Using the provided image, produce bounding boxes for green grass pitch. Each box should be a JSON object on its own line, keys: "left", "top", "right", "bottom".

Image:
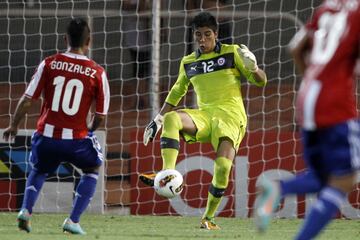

{"left": 0, "top": 213, "right": 359, "bottom": 240}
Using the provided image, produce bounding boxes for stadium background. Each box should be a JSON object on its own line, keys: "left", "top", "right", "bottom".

{"left": 2, "top": 0, "right": 359, "bottom": 219}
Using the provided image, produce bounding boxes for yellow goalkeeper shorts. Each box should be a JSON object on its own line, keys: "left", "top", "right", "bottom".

{"left": 179, "top": 108, "right": 246, "bottom": 151}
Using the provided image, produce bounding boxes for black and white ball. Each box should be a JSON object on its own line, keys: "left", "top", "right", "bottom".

{"left": 154, "top": 169, "right": 184, "bottom": 198}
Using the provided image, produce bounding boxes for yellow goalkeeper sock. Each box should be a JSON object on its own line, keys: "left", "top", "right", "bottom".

{"left": 203, "top": 157, "right": 233, "bottom": 219}
{"left": 160, "top": 111, "right": 183, "bottom": 169}
{"left": 212, "top": 156, "right": 233, "bottom": 189}
{"left": 203, "top": 192, "right": 222, "bottom": 219}
{"left": 161, "top": 149, "right": 179, "bottom": 169}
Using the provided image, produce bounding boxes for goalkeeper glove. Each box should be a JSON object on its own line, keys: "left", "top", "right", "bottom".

{"left": 143, "top": 114, "right": 164, "bottom": 146}
{"left": 238, "top": 44, "right": 258, "bottom": 72}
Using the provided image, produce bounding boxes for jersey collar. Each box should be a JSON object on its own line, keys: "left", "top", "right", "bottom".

{"left": 62, "top": 52, "right": 89, "bottom": 60}
{"left": 195, "top": 41, "right": 222, "bottom": 59}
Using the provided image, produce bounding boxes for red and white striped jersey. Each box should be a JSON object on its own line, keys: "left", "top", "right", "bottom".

{"left": 25, "top": 52, "right": 110, "bottom": 139}
{"left": 296, "top": 0, "right": 360, "bottom": 129}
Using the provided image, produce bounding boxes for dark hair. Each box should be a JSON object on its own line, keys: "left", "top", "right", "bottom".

{"left": 191, "top": 12, "right": 218, "bottom": 32}
{"left": 66, "top": 18, "right": 90, "bottom": 48}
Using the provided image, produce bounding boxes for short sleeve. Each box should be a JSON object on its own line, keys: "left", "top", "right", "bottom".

{"left": 24, "top": 60, "right": 47, "bottom": 99}
{"left": 95, "top": 70, "right": 110, "bottom": 115}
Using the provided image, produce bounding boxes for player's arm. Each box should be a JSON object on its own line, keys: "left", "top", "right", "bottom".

{"left": 90, "top": 69, "right": 110, "bottom": 135}
{"left": 159, "top": 102, "right": 175, "bottom": 116}
{"left": 249, "top": 68, "right": 267, "bottom": 87}
{"left": 143, "top": 59, "right": 189, "bottom": 146}
{"left": 143, "top": 102, "right": 175, "bottom": 146}
{"left": 143, "top": 80, "right": 187, "bottom": 146}
{"left": 236, "top": 44, "right": 267, "bottom": 87}
{"left": 3, "top": 96, "right": 33, "bottom": 141}
{"left": 288, "top": 27, "right": 311, "bottom": 74}
{"left": 88, "top": 113, "right": 105, "bottom": 132}
{"left": 3, "top": 59, "right": 46, "bottom": 141}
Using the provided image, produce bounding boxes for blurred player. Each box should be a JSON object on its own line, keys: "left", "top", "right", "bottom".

{"left": 254, "top": 0, "right": 360, "bottom": 239}
{"left": 140, "top": 12, "right": 267, "bottom": 229}
{"left": 3, "top": 18, "right": 110, "bottom": 234}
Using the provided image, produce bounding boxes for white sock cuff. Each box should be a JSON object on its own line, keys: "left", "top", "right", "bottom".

{"left": 84, "top": 173, "right": 99, "bottom": 180}
{"left": 320, "top": 187, "right": 345, "bottom": 208}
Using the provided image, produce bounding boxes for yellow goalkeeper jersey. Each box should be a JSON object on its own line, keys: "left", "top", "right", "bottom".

{"left": 165, "top": 42, "right": 260, "bottom": 123}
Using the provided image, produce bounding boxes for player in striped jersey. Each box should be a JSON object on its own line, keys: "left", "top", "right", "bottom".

{"left": 254, "top": 1, "right": 360, "bottom": 239}
{"left": 3, "top": 18, "right": 110, "bottom": 234}
{"left": 140, "top": 11, "right": 267, "bottom": 229}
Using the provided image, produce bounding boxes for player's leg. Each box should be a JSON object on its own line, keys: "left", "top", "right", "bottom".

{"left": 201, "top": 138, "right": 235, "bottom": 230}
{"left": 62, "top": 166, "right": 99, "bottom": 235}
{"left": 18, "top": 133, "right": 61, "bottom": 233}
{"left": 295, "top": 121, "right": 360, "bottom": 239}
{"left": 201, "top": 115, "right": 244, "bottom": 230}
{"left": 278, "top": 130, "right": 324, "bottom": 196}
{"left": 62, "top": 167, "right": 99, "bottom": 235}
{"left": 63, "top": 134, "right": 103, "bottom": 235}
{"left": 254, "top": 130, "right": 324, "bottom": 232}
{"left": 161, "top": 111, "right": 187, "bottom": 169}
{"left": 139, "top": 110, "right": 198, "bottom": 186}
{"left": 254, "top": 171, "right": 324, "bottom": 231}
{"left": 295, "top": 173, "right": 355, "bottom": 240}
{"left": 18, "top": 169, "right": 47, "bottom": 233}
{"left": 280, "top": 170, "right": 323, "bottom": 196}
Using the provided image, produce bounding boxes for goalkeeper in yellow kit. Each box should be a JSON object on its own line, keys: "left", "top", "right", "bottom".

{"left": 140, "top": 11, "right": 267, "bottom": 229}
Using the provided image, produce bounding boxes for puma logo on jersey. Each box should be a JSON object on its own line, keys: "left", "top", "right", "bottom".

{"left": 190, "top": 65, "right": 198, "bottom": 71}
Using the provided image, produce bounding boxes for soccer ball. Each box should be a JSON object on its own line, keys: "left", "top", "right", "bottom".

{"left": 154, "top": 169, "right": 184, "bottom": 198}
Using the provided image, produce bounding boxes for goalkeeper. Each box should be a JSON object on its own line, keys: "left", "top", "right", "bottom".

{"left": 140, "top": 11, "right": 267, "bottom": 230}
